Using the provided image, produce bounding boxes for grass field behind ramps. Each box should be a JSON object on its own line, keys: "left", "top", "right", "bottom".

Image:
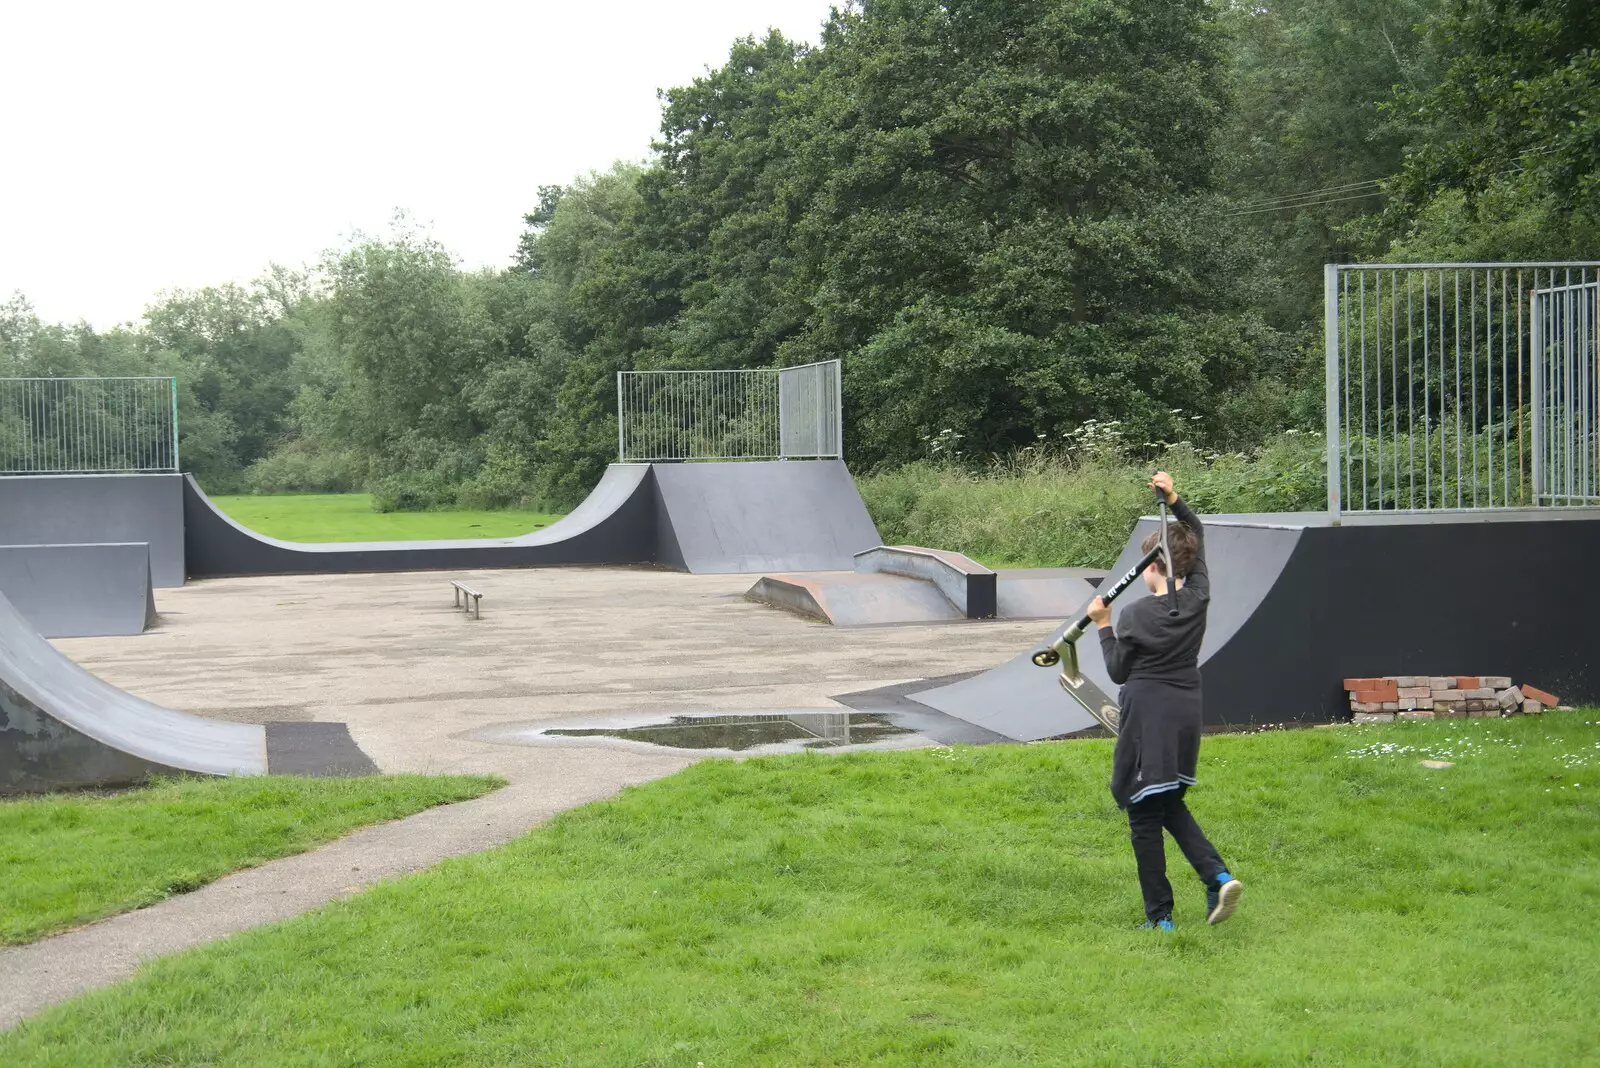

{"left": 209, "top": 493, "right": 564, "bottom": 543}
{"left": 4, "top": 713, "right": 1597, "bottom": 1065}
{"left": 0, "top": 774, "right": 500, "bottom": 946}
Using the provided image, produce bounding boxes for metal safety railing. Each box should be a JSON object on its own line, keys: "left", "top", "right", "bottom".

{"left": 617, "top": 360, "right": 842, "bottom": 462}
{"left": 1325, "top": 263, "right": 1600, "bottom": 514}
{"left": 0, "top": 377, "right": 180, "bottom": 475}
{"left": 778, "top": 360, "right": 843, "bottom": 459}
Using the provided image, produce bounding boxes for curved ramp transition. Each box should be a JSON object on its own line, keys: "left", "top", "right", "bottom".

{"left": 0, "top": 587, "right": 267, "bottom": 794}
{"left": 186, "top": 460, "right": 879, "bottom": 578}
{"left": 0, "top": 543, "right": 159, "bottom": 638}
{"left": 908, "top": 510, "right": 1600, "bottom": 740}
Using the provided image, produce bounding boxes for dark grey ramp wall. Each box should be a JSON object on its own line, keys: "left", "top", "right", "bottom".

{"left": 911, "top": 509, "right": 1600, "bottom": 737}
{"left": 0, "top": 474, "right": 185, "bottom": 587}
{"left": 1204, "top": 511, "right": 1600, "bottom": 723}
{"left": 0, "top": 588, "right": 266, "bottom": 795}
{"left": 0, "top": 543, "right": 157, "bottom": 638}
{"left": 653, "top": 460, "right": 881, "bottom": 573}
{"left": 185, "top": 463, "right": 660, "bottom": 578}
{"left": 909, "top": 518, "right": 1304, "bottom": 740}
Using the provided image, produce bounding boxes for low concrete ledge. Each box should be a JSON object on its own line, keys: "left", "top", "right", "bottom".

{"left": 0, "top": 543, "right": 158, "bottom": 638}
{"left": 853, "top": 545, "right": 997, "bottom": 619}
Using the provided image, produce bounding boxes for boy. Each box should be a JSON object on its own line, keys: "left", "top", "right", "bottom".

{"left": 1085, "top": 471, "right": 1242, "bottom": 931}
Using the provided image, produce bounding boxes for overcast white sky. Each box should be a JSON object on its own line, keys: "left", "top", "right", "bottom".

{"left": 0, "top": 0, "right": 837, "bottom": 329}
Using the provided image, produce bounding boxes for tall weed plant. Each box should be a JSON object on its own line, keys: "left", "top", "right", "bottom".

{"left": 857, "top": 431, "right": 1327, "bottom": 568}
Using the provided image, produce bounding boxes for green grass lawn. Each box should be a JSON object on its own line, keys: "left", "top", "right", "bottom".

{"left": 4, "top": 714, "right": 1597, "bottom": 1065}
{"left": 209, "top": 493, "right": 565, "bottom": 543}
{"left": 0, "top": 774, "right": 499, "bottom": 947}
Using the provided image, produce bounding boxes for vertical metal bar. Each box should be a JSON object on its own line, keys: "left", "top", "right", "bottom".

{"left": 1471, "top": 270, "right": 1479, "bottom": 506}
{"left": 1369, "top": 273, "right": 1382, "bottom": 511}
{"left": 1532, "top": 278, "right": 1543, "bottom": 501}
{"left": 131, "top": 379, "right": 139, "bottom": 471}
{"left": 1519, "top": 270, "right": 1527, "bottom": 502}
{"left": 1427, "top": 273, "right": 1440, "bottom": 511}
{"left": 1565, "top": 269, "right": 1574, "bottom": 500}
{"left": 834, "top": 360, "right": 844, "bottom": 460}
{"left": 1407, "top": 273, "right": 1415, "bottom": 509}
{"left": 1501, "top": 270, "right": 1509, "bottom": 505}
{"left": 1360, "top": 272, "right": 1368, "bottom": 509}
{"left": 169, "top": 377, "right": 180, "bottom": 472}
{"left": 1454, "top": 269, "right": 1463, "bottom": 508}
{"left": 1391, "top": 270, "right": 1399, "bottom": 505}
{"left": 1325, "top": 265, "right": 1342, "bottom": 516}
{"left": 1344, "top": 271, "right": 1352, "bottom": 508}
{"left": 1439, "top": 270, "right": 1447, "bottom": 506}
{"left": 1486, "top": 271, "right": 1495, "bottom": 505}
{"left": 616, "top": 373, "right": 625, "bottom": 461}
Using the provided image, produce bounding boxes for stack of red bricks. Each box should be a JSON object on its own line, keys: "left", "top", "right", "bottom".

{"left": 1344, "top": 677, "right": 1561, "bottom": 723}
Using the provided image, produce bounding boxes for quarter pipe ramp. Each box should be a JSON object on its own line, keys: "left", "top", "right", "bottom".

{"left": 0, "top": 543, "right": 159, "bottom": 638}
{"left": 907, "top": 510, "right": 1600, "bottom": 740}
{"left": 0, "top": 587, "right": 267, "bottom": 794}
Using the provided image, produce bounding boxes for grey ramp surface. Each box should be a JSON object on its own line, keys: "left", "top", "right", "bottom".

{"left": 0, "top": 543, "right": 157, "bottom": 638}
{"left": 0, "top": 474, "right": 185, "bottom": 587}
{"left": 185, "top": 462, "right": 659, "bottom": 578}
{"left": 995, "top": 567, "right": 1108, "bottom": 620}
{"left": 746, "top": 571, "right": 962, "bottom": 625}
{"left": 0, "top": 587, "right": 266, "bottom": 794}
{"left": 186, "top": 460, "right": 879, "bottom": 577}
{"left": 909, "top": 518, "right": 1304, "bottom": 741}
{"left": 654, "top": 460, "right": 881, "bottom": 573}
{"left": 909, "top": 507, "right": 1600, "bottom": 735}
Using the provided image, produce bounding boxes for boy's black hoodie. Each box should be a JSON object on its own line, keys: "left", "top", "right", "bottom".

{"left": 1097, "top": 496, "right": 1209, "bottom": 808}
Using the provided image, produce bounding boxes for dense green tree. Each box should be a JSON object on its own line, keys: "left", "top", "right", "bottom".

{"left": 12, "top": 0, "right": 1588, "bottom": 510}
{"left": 1379, "top": 0, "right": 1600, "bottom": 259}
{"left": 1215, "top": 0, "right": 1442, "bottom": 326}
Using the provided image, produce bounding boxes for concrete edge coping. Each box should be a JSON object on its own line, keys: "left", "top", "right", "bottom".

{"left": 853, "top": 545, "right": 996, "bottom": 618}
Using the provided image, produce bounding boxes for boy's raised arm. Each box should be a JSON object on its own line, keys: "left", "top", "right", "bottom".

{"left": 1169, "top": 495, "right": 1205, "bottom": 557}
{"left": 1168, "top": 494, "right": 1208, "bottom": 595}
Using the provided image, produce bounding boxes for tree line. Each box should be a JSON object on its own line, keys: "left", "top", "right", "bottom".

{"left": 2, "top": 0, "right": 1594, "bottom": 508}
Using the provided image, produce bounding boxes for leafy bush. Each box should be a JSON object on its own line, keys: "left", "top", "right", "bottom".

{"left": 454, "top": 443, "right": 539, "bottom": 511}
{"left": 244, "top": 444, "right": 364, "bottom": 495}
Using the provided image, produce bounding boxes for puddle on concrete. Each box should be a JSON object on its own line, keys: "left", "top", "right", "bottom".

{"left": 465, "top": 709, "right": 924, "bottom": 754}
{"left": 542, "top": 711, "right": 912, "bottom": 752}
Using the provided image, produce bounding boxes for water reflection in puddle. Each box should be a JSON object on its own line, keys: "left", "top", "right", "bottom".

{"left": 540, "top": 711, "right": 913, "bottom": 752}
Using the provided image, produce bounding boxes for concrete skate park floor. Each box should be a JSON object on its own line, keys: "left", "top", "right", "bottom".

{"left": 56, "top": 567, "right": 1046, "bottom": 782}
{"left": 0, "top": 568, "right": 1048, "bottom": 1028}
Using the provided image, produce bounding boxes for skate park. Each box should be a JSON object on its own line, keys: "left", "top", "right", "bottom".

{"left": 7, "top": 277, "right": 1600, "bottom": 795}
{"left": 7, "top": 0, "right": 1600, "bottom": 1051}
{"left": 2, "top": 265, "right": 1598, "bottom": 1057}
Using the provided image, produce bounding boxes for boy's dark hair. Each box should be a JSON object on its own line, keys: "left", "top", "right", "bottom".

{"left": 1140, "top": 521, "right": 1197, "bottom": 578}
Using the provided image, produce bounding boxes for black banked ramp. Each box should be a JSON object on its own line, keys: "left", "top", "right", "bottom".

{"left": 907, "top": 510, "right": 1600, "bottom": 740}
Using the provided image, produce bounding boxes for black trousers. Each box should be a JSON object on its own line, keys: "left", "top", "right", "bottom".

{"left": 1127, "top": 785, "right": 1226, "bottom": 921}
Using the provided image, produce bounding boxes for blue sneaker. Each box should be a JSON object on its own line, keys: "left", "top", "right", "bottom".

{"left": 1137, "top": 916, "right": 1176, "bottom": 932}
{"left": 1206, "top": 874, "right": 1243, "bottom": 925}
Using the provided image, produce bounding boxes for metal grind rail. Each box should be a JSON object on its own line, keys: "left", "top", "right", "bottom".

{"left": 0, "top": 377, "right": 179, "bottom": 474}
{"left": 1324, "top": 262, "right": 1600, "bottom": 514}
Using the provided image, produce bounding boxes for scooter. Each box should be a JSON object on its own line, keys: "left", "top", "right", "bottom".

{"left": 1031, "top": 486, "right": 1178, "bottom": 734}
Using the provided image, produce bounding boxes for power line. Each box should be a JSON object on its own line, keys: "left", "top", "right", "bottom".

{"left": 1223, "top": 190, "right": 1386, "bottom": 218}
{"left": 1229, "top": 178, "right": 1384, "bottom": 211}
{"left": 1221, "top": 144, "right": 1563, "bottom": 218}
